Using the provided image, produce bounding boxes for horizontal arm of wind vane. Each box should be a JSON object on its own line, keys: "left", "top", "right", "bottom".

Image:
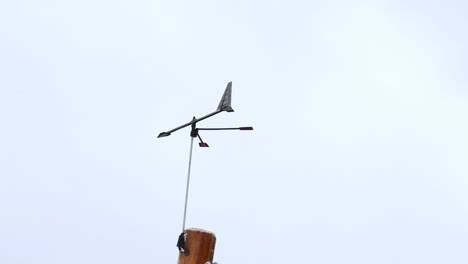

{"left": 198, "top": 127, "right": 253, "bottom": 131}
{"left": 157, "top": 81, "right": 235, "bottom": 138}
{"left": 156, "top": 111, "right": 224, "bottom": 138}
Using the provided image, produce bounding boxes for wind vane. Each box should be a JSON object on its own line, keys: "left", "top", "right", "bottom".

{"left": 157, "top": 81, "right": 253, "bottom": 256}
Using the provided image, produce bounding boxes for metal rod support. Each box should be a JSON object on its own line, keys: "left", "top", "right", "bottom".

{"left": 182, "top": 137, "right": 194, "bottom": 231}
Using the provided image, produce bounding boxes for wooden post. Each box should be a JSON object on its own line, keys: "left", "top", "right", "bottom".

{"left": 177, "top": 228, "right": 216, "bottom": 264}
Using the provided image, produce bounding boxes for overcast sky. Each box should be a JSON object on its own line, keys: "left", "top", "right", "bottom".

{"left": 1, "top": 0, "right": 468, "bottom": 263}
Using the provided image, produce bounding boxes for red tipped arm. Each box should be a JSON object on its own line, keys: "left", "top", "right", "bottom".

{"left": 197, "top": 127, "right": 254, "bottom": 131}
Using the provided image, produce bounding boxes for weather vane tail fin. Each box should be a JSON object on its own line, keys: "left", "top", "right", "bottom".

{"left": 217, "top": 81, "right": 234, "bottom": 112}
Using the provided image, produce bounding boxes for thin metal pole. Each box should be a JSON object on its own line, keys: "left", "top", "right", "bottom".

{"left": 182, "top": 137, "right": 194, "bottom": 231}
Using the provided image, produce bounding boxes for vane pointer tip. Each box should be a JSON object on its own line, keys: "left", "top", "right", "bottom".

{"left": 157, "top": 132, "right": 171, "bottom": 138}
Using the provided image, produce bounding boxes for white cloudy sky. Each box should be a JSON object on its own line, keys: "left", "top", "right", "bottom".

{"left": 1, "top": 0, "right": 467, "bottom": 263}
